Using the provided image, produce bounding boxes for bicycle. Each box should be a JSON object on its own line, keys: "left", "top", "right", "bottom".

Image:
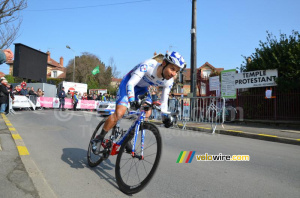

{"left": 87, "top": 93, "right": 162, "bottom": 194}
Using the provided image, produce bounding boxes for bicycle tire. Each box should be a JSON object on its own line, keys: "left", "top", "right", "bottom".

{"left": 87, "top": 117, "right": 109, "bottom": 167}
{"left": 115, "top": 122, "right": 162, "bottom": 194}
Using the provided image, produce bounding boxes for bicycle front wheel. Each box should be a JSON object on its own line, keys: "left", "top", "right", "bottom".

{"left": 115, "top": 122, "right": 162, "bottom": 194}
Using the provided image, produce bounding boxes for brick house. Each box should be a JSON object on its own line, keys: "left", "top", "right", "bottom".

{"left": 174, "top": 62, "right": 224, "bottom": 96}
{"left": 111, "top": 77, "right": 122, "bottom": 88}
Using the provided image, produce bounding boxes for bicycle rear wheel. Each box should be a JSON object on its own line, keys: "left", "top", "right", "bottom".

{"left": 115, "top": 122, "right": 162, "bottom": 194}
{"left": 87, "top": 117, "right": 111, "bottom": 167}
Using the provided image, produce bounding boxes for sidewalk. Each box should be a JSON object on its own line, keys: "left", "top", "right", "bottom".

{"left": 0, "top": 116, "right": 39, "bottom": 198}
{"left": 148, "top": 119, "right": 300, "bottom": 146}
{"left": 0, "top": 114, "right": 57, "bottom": 198}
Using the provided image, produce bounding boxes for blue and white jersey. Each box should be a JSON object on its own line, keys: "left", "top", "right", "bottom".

{"left": 125, "top": 59, "right": 174, "bottom": 112}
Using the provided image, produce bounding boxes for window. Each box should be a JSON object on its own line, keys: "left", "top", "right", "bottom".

{"left": 201, "top": 82, "right": 206, "bottom": 95}
{"left": 202, "top": 70, "right": 211, "bottom": 78}
{"left": 53, "top": 71, "right": 57, "bottom": 78}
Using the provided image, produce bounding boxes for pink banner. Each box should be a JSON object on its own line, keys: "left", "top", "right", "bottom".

{"left": 80, "top": 100, "right": 96, "bottom": 109}
{"left": 39, "top": 97, "right": 53, "bottom": 108}
{"left": 65, "top": 98, "right": 73, "bottom": 109}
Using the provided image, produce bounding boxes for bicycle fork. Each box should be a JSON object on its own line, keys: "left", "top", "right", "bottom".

{"left": 132, "top": 122, "right": 145, "bottom": 160}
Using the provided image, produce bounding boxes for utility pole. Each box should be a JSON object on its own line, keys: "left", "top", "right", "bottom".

{"left": 190, "top": 0, "right": 197, "bottom": 97}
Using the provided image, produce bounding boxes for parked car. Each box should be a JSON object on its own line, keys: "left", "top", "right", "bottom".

{"left": 97, "top": 102, "right": 116, "bottom": 116}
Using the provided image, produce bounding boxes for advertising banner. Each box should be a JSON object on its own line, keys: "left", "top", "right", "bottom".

{"left": 53, "top": 98, "right": 60, "bottom": 108}
{"left": 80, "top": 100, "right": 96, "bottom": 109}
{"left": 13, "top": 96, "right": 32, "bottom": 108}
{"left": 65, "top": 98, "right": 73, "bottom": 109}
{"left": 39, "top": 97, "right": 53, "bottom": 108}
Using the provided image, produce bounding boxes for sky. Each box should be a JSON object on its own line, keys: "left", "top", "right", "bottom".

{"left": 1, "top": 0, "right": 299, "bottom": 77}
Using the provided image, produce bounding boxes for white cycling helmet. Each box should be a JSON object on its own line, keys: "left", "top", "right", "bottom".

{"left": 164, "top": 51, "right": 186, "bottom": 69}
{"left": 161, "top": 51, "right": 186, "bottom": 80}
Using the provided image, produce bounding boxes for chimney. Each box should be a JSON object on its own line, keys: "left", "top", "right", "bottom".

{"left": 46, "top": 51, "right": 50, "bottom": 62}
{"left": 154, "top": 51, "right": 157, "bottom": 56}
{"left": 60, "top": 57, "right": 64, "bottom": 67}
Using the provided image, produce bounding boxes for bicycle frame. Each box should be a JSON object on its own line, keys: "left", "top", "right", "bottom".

{"left": 109, "top": 109, "right": 146, "bottom": 157}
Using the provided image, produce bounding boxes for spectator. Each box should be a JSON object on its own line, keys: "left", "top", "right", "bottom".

{"left": 6, "top": 84, "right": 14, "bottom": 114}
{"left": 20, "top": 86, "right": 29, "bottom": 96}
{"left": 87, "top": 94, "right": 93, "bottom": 100}
{"left": 96, "top": 93, "right": 101, "bottom": 100}
{"left": 0, "top": 79, "right": 9, "bottom": 114}
{"left": 73, "top": 91, "right": 78, "bottom": 111}
{"left": 29, "top": 87, "right": 37, "bottom": 96}
{"left": 78, "top": 92, "right": 82, "bottom": 100}
{"left": 14, "top": 85, "right": 22, "bottom": 95}
{"left": 0, "top": 49, "right": 13, "bottom": 65}
{"left": 97, "top": 93, "right": 103, "bottom": 101}
{"left": 20, "top": 80, "right": 27, "bottom": 89}
{"left": 102, "top": 94, "right": 107, "bottom": 101}
{"left": 111, "top": 95, "right": 116, "bottom": 102}
{"left": 26, "top": 87, "right": 30, "bottom": 95}
{"left": 58, "top": 87, "right": 66, "bottom": 111}
{"left": 28, "top": 87, "right": 37, "bottom": 105}
{"left": 66, "top": 90, "right": 72, "bottom": 99}
{"left": 82, "top": 93, "right": 88, "bottom": 100}
{"left": 36, "top": 88, "right": 43, "bottom": 97}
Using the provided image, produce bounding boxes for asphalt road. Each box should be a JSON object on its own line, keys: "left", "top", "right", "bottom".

{"left": 8, "top": 110, "right": 300, "bottom": 198}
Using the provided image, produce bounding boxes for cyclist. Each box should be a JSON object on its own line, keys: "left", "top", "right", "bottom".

{"left": 91, "top": 51, "right": 185, "bottom": 152}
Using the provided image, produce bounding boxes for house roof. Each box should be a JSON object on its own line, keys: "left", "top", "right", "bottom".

{"left": 199, "top": 62, "right": 224, "bottom": 72}
{"left": 182, "top": 62, "right": 224, "bottom": 81}
{"left": 46, "top": 51, "right": 63, "bottom": 68}
{"left": 111, "top": 78, "right": 122, "bottom": 82}
{"left": 0, "top": 71, "right": 5, "bottom": 78}
{"left": 48, "top": 58, "right": 62, "bottom": 68}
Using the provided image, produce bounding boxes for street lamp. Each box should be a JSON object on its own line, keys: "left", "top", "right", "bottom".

{"left": 66, "top": 45, "right": 75, "bottom": 82}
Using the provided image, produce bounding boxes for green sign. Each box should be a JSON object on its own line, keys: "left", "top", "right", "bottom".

{"left": 221, "top": 69, "right": 236, "bottom": 99}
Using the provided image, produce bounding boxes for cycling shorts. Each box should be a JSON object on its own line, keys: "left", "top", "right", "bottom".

{"left": 116, "top": 74, "right": 152, "bottom": 108}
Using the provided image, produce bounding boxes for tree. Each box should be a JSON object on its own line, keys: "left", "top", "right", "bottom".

{"left": 0, "top": 0, "right": 27, "bottom": 48}
{"left": 65, "top": 52, "right": 113, "bottom": 89}
{"left": 108, "top": 57, "right": 120, "bottom": 78}
{"left": 240, "top": 30, "right": 300, "bottom": 90}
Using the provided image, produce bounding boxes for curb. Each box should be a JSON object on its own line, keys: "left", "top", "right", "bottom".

{"left": 1, "top": 114, "right": 57, "bottom": 198}
{"left": 148, "top": 120, "right": 300, "bottom": 146}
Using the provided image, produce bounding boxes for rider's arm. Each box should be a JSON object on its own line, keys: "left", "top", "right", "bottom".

{"left": 126, "top": 64, "right": 148, "bottom": 102}
{"left": 160, "top": 81, "right": 173, "bottom": 113}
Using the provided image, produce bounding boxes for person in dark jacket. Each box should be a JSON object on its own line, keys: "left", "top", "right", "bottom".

{"left": 20, "top": 86, "right": 28, "bottom": 96}
{"left": 0, "top": 79, "right": 9, "bottom": 114}
{"left": 58, "top": 87, "right": 66, "bottom": 111}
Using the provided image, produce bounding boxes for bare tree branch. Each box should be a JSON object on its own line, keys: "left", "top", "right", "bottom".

{"left": 0, "top": 0, "right": 27, "bottom": 48}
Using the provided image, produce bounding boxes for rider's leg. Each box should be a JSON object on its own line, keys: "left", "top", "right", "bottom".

{"left": 144, "top": 108, "right": 152, "bottom": 121}
{"left": 92, "top": 105, "right": 127, "bottom": 153}
{"left": 103, "top": 105, "right": 127, "bottom": 132}
{"left": 94, "top": 105, "right": 127, "bottom": 141}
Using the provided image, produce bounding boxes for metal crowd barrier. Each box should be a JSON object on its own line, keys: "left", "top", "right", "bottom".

{"left": 169, "top": 96, "right": 226, "bottom": 133}
{"left": 28, "top": 95, "right": 37, "bottom": 105}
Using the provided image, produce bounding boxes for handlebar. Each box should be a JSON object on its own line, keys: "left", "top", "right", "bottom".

{"left": 136, "top": 92, "right": 161, "bottom": 111}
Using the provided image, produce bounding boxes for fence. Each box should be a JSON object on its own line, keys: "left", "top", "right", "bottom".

{"left": 237, "top": 87, "right": 300, "bottom": 121}
{"left": 150, "top": 96, "right": 226, "bottom": 132}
